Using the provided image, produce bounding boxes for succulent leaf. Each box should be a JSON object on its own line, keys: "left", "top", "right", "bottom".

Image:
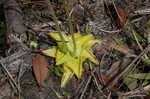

{"left": 42, "top": 32, "right": 100, "bottom": 87}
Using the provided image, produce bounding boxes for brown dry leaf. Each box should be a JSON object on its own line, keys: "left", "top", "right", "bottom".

{"left": 99, "top": 74, "right": 119, "bottom": 92}
{"left": 99, "top": 36, "right": 136, "bottom": 57}
{"left": 99, "top": 61, "right": 121, "bottom": 92}
{"left": 32, "top": 54, "right": 48, "bottom": 85}
{"left": 103, "top": 0, "right": 128, "bottom": 28}
{"left": 116, "top": 6, "right": 128, "bottom": 27}
{"left": 106, "top": 61, "right": 121, "bottom": 77}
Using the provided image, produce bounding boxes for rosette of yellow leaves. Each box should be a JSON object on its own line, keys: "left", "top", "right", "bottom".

{"left": 42, "top": 32, "right": 100, "bottom": 87}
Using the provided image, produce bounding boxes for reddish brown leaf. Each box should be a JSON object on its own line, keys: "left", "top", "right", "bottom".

{"left": 116, "top": 6, "right": 128, "bottom": 27}
{"left": 98, "top": 61, "right": 121, "bottom": 92}
{"left": 103, "top": 1, "right": 128, "bottom": 28}
{"left": 32, "top": 54, "right": 48, "bottom": 85}
{"left": 99, "top": 74, "right": 119, "bottom": 92}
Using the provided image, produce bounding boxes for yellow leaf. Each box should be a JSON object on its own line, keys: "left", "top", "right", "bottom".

{"left": 48, "top": 32, "right": 61, "bottom": 41}
{"left": 65, "top": 57, "right": 81, "bottom": 78}
{"left": 48, "top": 32, "right": 69, "bottom": 42}
{"left": 74, "top": 33, "right": 82, "bottom": 39}
{"left": 45, "top": 32, "right": 100, "bottom": 87}
{"left": 55, "top": 50, "right": 67, "bottom": 65}
{"left": 76, "top": 34, "right": 93, "bottom": 48}
{"left": 81, "top": 49, "right": 99, "bottom": 64}
{"left": 78, "top": 56, "right": 83, "bottom": 78}
{"left": 85, "top": 39, "right": 100, "bottom": 49}
{"left": 42, "top": 47, "right": 56, "bottom": 57}
{"left": 49, "top": 32, "right": 74, "bottom": 53}
{"left": 30, "top": 41, "right": 38, "bottom": 48}
{"left": 61, "top": 66, "right": 73, "bottom": 88}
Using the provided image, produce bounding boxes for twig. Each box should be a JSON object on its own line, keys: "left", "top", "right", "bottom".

{"left": 88, "top": 61, "right": 107, "bottom": 98}
{"left": 79, "top": 76, "right": 92, "bottom": 99}
{"left": 124, "top": 84, "right": 150, "bottom": 97}
{"left": 130, "top": 17, "right": 143, "bottom": 24}
{"left": 9, "top": 34, "right": 29, "bottom": 50}
{"left": 18, "top": 60, "right": 24, "bottom": 99}
{"left": 98, "top": 28, "right": 121, "bottom": 33}
{"left": 0, "top": 62, "right": 20, "bottom": 93}
{"left": 111, "top": 45, "right": 150, "bottom": 87}
{"left": 111, "top": 0, "right": 123, "bottom": 23}
{"left": 107, "top": 92, "right": 112, "bottom": 99}
{"left": 134, "top": 8, "right": 150, "bottom": 15}
{"left": 92, "top": 70, "right": 107, "bottom": 98}
{"left": 132, "top": 31, "right": 144, "bottom": 51}
{"left": 132, "top": 30, "right": 148, "bottom": 59}
{"left": 74, "top": 79, "right": 85, "bottom": 99}
{"left": 0, "top": 51, "right": 29, "bottom": 94}
{"left": 0, "top": 51, "right": 28, "bottom": 63}
{"left": 89, "top": 21, "right": 121, "bottom": 33}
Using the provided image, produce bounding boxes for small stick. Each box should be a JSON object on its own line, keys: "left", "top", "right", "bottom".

{"left": 74, "top": 79, "right": 85, "bottom": 99}
{"left": 0, "top": 62, "right": 20, "bottom": 93}
{"left": 124, "top": 84, "right": 150, "bottom": 97}
{"left": 111, "top": 0, "right": 123, "bottom": 23}
{"left": 9, "top": 34, "right": 29, "bottom": 50}
{"left": 79, "top": 76, "right": 92, "bottom": 99}
{"left": 0, "top": 51, "right": 27, "bottom": 63}
{"left": 111, "top": 45, "right": 150, "bottom": 87}
{"left": 132, "top": 30, "right": 148, "bottom": 59}
{"left": 134, "top": 8, "right": 150, "bottom": 15}
{"left": 92, "top": 69, "right": 107, "bottom": 98}
{"left": 89, "top": 21, "right": 121, "bottom": 33}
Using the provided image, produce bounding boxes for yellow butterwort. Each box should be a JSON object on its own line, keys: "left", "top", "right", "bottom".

{"left": 42, "top": 32, "right": 100, "bottom": 87}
